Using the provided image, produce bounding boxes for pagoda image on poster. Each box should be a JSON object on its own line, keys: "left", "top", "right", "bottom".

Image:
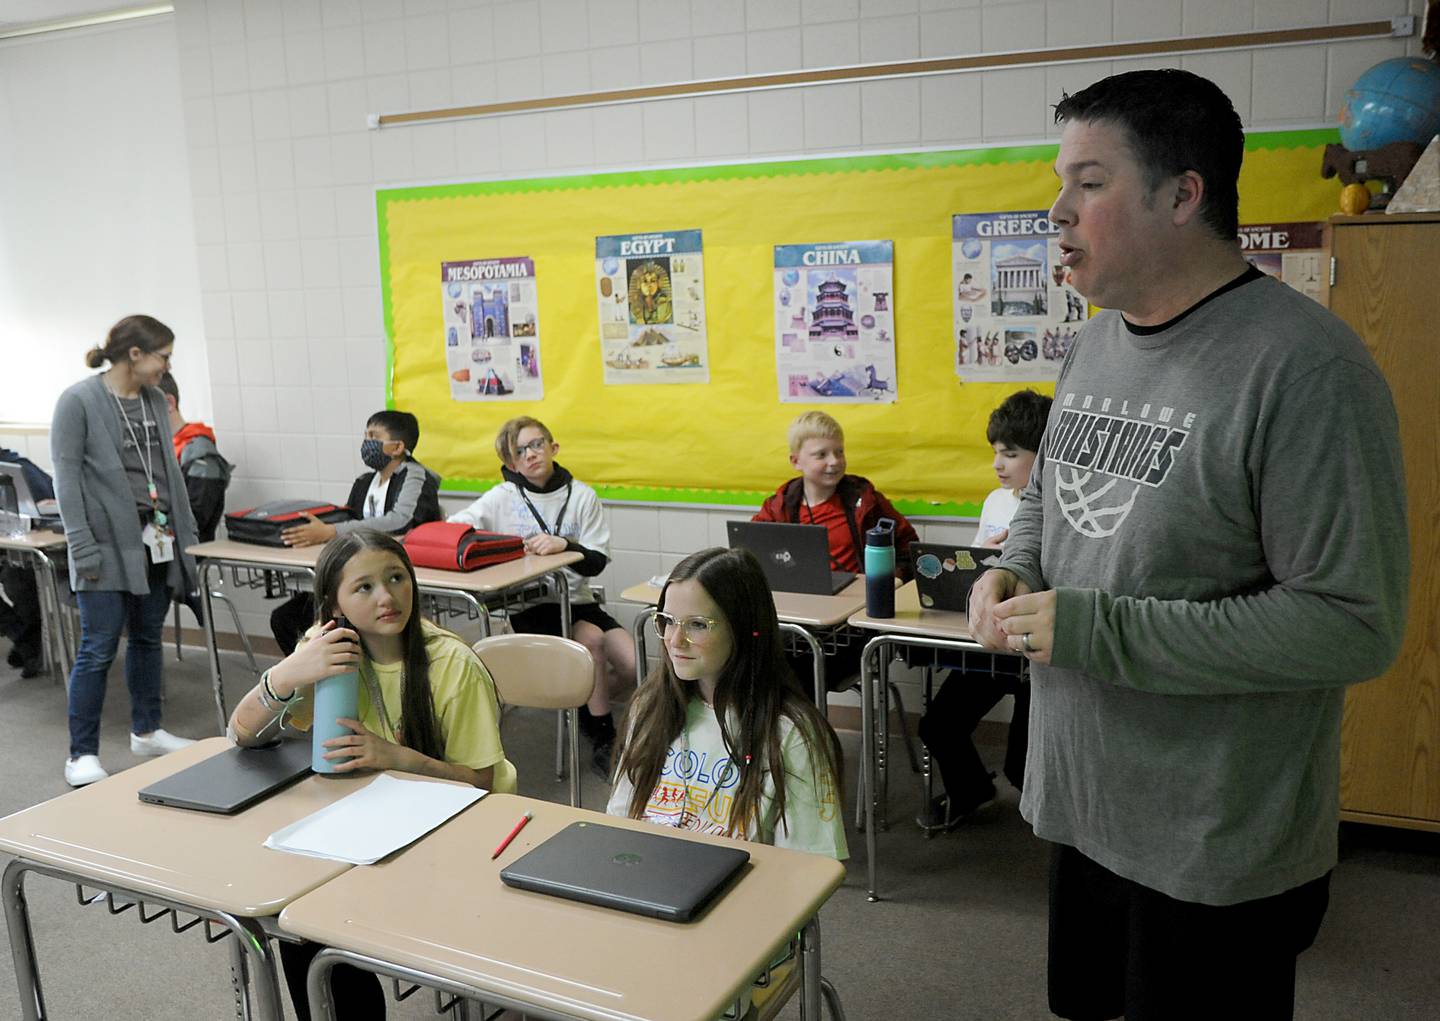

{"left": 594, "top": 229, "right": 709, "bottom": 385}
{"left": 952, "top": 211, "right": 1086, "bottom": 382}
{"left": 439, "top": 257, "right": 543, "bottom": 401}
{"left": 773, "top": 240, "right": 896, "bottom": 404}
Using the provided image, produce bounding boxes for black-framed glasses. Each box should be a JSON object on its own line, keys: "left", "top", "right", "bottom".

{"left": 515, "top": 438, "right": 549, "bottom": 456}
{"left": 653, "top": 611, "right": 722, "bottom": 644}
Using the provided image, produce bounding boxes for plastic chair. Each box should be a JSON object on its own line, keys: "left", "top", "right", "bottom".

{"left": 472, "top": 633, "right": 594, "bottom": 807}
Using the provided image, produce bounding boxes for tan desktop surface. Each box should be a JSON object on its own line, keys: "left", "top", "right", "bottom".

{"left": 848, "top": 580, "right": 979, "bottom": 641}
{"left": 188, "top": 539, "right": 580, "bottom": 594}
{"left": 622, "top": 578, "right": 867, "bottom": 628}
{"left": 0, "top": 737, "right": 360, "bottom": 917}
{"left": 279, "top": 793, "right": 846, "bottom": 1021}
{"left": 0, "top": 530, "right": 67, "bottom": 552}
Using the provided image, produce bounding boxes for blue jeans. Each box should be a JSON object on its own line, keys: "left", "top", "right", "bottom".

{"left": 67, "top": 571, "right": 172, "bottom": 758}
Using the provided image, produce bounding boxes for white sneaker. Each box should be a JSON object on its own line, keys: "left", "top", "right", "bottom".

{"left": 130, "top": 729, "right": 195, "bottom": 757}
{"left": 65, "top": 755, "right": 109, "bottom": 787}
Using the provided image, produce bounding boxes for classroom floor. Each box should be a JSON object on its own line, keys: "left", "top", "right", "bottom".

{"left": 1, "top": 645, "right": 1437, "bottom": 1020}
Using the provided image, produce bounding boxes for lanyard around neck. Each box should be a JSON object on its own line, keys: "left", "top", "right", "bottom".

{"left": 519, "top": 481, "right": 571, "bottom": 536}
{"left": 106, "top": 384, "right": 162, "bottom": 512}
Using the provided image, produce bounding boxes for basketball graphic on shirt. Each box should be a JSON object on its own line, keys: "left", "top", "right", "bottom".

{"left": 1047, "top": 399, "right": 1191, "bottom": 540}
{"left": 1054, "top": 466, "right": 1141, "bottom": 538}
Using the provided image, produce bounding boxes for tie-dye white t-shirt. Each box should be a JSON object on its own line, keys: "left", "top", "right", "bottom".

{"left": 607, "top": 698, "right": 847, "bottom": 860}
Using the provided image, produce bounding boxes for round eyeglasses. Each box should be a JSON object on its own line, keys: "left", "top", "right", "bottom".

{"left": 653, "top": 611, "right": 722, "bottom": 644}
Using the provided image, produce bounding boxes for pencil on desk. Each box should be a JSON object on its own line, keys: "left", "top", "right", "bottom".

{"left": 491, "top": 811, "right": 533, "bottom": 860}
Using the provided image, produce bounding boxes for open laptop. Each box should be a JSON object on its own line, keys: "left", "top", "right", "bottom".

{"left": 726, "top": 521, "right": 854, "bottom": 595}
{"left": 499, "top": 821, "right": 750, "bottom": 923}
{"left": 911, "top": 542, "right": 1004, "bottom": 613}
{"left": 0, "top": 462, "right": 60, "bottom": 530}
{"left": 138, "top": 740, "right": 313, "bottom": 814}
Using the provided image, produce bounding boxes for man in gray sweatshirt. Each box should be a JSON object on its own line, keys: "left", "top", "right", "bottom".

{"left": 969, "top": 70, "right": 1409, "bottom": 1020}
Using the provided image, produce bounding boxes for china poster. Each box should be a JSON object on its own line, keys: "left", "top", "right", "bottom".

{"left": 773, "top": 240, "right": 896, "bottom": 404}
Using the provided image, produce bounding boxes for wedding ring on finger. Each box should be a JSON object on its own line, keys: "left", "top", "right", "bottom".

{"left": 1021, "top": 632, "right": 1035, "bottom": 653}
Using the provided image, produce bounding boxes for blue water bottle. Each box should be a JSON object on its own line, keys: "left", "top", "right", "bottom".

{"left": 864, "top": 518, "right": 896, "bottom": 619}
{"left": 311, "top": 616, "right": 361, "bottom": 775}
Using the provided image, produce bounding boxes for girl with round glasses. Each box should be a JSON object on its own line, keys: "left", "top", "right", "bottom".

{"left": 607, "top": 546, "right": 846, "bottom": 860}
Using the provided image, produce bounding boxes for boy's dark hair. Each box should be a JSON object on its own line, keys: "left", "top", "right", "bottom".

{"left": 157, "top": 372, "right": 180, "bottom": 406}
{"left": 1053, "top": 69, "right": 1243, "bottom": 240}
{"left": 987, "top": 389, "right": 1053, "bottom": 452}
{"left": 367, "top": 410, "right": 419, "bottom": 455}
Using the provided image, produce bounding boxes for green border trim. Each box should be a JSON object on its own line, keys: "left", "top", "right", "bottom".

{"left": 441, "top": 478, "right": 981, "bottom": 518}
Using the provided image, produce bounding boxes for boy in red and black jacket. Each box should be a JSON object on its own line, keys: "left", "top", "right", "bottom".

{"left": 754, "top": 411, "right": 917, "bottom": 578}
{"left": 753, "top": 411, "right": 918, "bottom": 692}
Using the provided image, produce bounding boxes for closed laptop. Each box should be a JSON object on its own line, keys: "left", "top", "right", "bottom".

{"left": 499, "top": 820, "right": 750, "bottom": 922}
{"left": 910, "top": 542, "right": 1004, "bottom": 613}
{"left": 138, "top": 740, "right": 313, "bottom": 814}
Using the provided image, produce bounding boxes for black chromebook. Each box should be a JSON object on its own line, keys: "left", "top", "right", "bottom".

{"left": 138, "top": 740, "right": 312, "bottom": 814}
{"left": 499, "top": 821, "right": 750, "bottom": 922}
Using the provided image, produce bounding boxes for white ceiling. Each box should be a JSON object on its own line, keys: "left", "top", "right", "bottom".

{"left": 0, "top": 3, "right": 161, "bottom": 33}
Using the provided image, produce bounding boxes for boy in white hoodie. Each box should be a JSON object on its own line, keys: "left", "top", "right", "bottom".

{"left": 449, "top": 417, "right": 634, "bottom": 772}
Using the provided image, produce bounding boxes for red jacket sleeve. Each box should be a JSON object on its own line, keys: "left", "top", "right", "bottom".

{"left": 753, "top": 491, "right": 785, "bottom": 522}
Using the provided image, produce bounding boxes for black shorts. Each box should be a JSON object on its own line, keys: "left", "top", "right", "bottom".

{"left": 1048, "top": 843, "right": 1330, "bottom": 1021}
{"left": 507, "top": 601, "right": 622, "bottom": 637}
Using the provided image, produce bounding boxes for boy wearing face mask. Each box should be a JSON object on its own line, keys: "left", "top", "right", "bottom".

{"left": 268, "top": 410, "right": 441, "bottom": 654}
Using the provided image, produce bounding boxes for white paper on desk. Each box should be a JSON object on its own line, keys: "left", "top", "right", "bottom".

{"left": 263, "top": 775, "right": 485, "bottom": 865}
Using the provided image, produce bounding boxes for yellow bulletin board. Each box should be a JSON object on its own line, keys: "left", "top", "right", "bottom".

{"left": 379, "top": 128, "right": 1341, "bottom": 517}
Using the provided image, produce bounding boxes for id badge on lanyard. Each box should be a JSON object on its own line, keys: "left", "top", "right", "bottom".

{"left": 143, "top": 493, "right": 175, "bottom": 564}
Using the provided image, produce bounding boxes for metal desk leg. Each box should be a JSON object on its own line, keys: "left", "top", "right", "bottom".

{"left": 859, "top": 634, "right": 888, "bottom": 902}
{"left": 553, "top": 576, "right": 580, "bottom": 808}
{"left": 778, "top": 623, "right": 825, "bottom": 707}
{"left": 799, "top": 917, "right": 823, "bottom": 1021}
{"left": 922, "top": 665, "right": 936, "bottom": 838}
{"left": 200, "top": 561, "right": 228, "bottom": 733}
{"left": 3, "top": 859, "right": 48, "bottom": 1020}
{"left": 35, "top": 551, "right": 71, "bottom": 682}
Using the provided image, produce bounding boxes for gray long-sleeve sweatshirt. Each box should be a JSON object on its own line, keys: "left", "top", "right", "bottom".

{"left": 998, "top": 272, "right": 1409, "bottom": 906}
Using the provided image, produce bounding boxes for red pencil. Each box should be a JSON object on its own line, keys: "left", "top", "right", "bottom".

{"left": 490, "top": 810, "right": 533, "bottom": 860}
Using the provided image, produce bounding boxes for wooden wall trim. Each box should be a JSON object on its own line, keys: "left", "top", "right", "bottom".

{"left": 376, "top": 19, "right": 1400, "bottom": 128}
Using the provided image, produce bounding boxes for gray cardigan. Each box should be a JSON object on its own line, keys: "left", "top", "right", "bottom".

{"left": 51, "top": 375, "right": 199, "bottom": 594}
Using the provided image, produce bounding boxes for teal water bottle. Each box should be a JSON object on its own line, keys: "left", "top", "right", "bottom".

{"left": 864, "top": 518, "right": 896, "bottom": 618}
{"left": 311, "top": 616, "right": 361, "bottom": 775}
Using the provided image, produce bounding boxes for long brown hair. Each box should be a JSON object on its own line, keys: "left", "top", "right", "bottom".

{"left": 617, "top": 547, "right": 844, "bottom": 840}
{"left": 312, "top": 530, "right": 445, "bottom": 762}
{"left": 85, "top": 315, "right": 173, "bottom": 369}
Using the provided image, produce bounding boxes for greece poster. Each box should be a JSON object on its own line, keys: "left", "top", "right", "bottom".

{"left": 952, "top": 211, "right": 1084, "bottom": 382}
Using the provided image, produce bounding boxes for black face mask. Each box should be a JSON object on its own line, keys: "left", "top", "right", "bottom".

{"left": 360, "top": 438, "right": 392, "bottom": 471}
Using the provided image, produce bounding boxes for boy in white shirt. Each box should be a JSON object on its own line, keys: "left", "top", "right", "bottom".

{"left": 917, "top": 389, "right": 1051, "bottom": 827}
{"left": 449, "top": 417, "right": 634, "bottom": 773}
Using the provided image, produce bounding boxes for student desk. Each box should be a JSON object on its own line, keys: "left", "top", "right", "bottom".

{"left": 279, "top": 792, "right": 847, "bottom": 1021}
{"left": 620, "top": 579, "right": 868, "bottom": 708}
{"left": 0, "top": 737, "right": 363, "bottom": 1021}
{"left": 187, "top": 540, "right": 584, "bottom": 803}
{"left": 0, "top": 530, "right": 73, "bottom": 682}
{"left": 849, "top": 581, "right": 1011, "bottom": 902}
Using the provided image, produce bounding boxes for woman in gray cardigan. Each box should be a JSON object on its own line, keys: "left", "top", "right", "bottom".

{"left": 51, "top": 315, "right": 200, "bottom": 786}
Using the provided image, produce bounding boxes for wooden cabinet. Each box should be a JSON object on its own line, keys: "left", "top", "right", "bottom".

{"left": 1329, "top": 212, "right": 1440, "bottom": 832}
